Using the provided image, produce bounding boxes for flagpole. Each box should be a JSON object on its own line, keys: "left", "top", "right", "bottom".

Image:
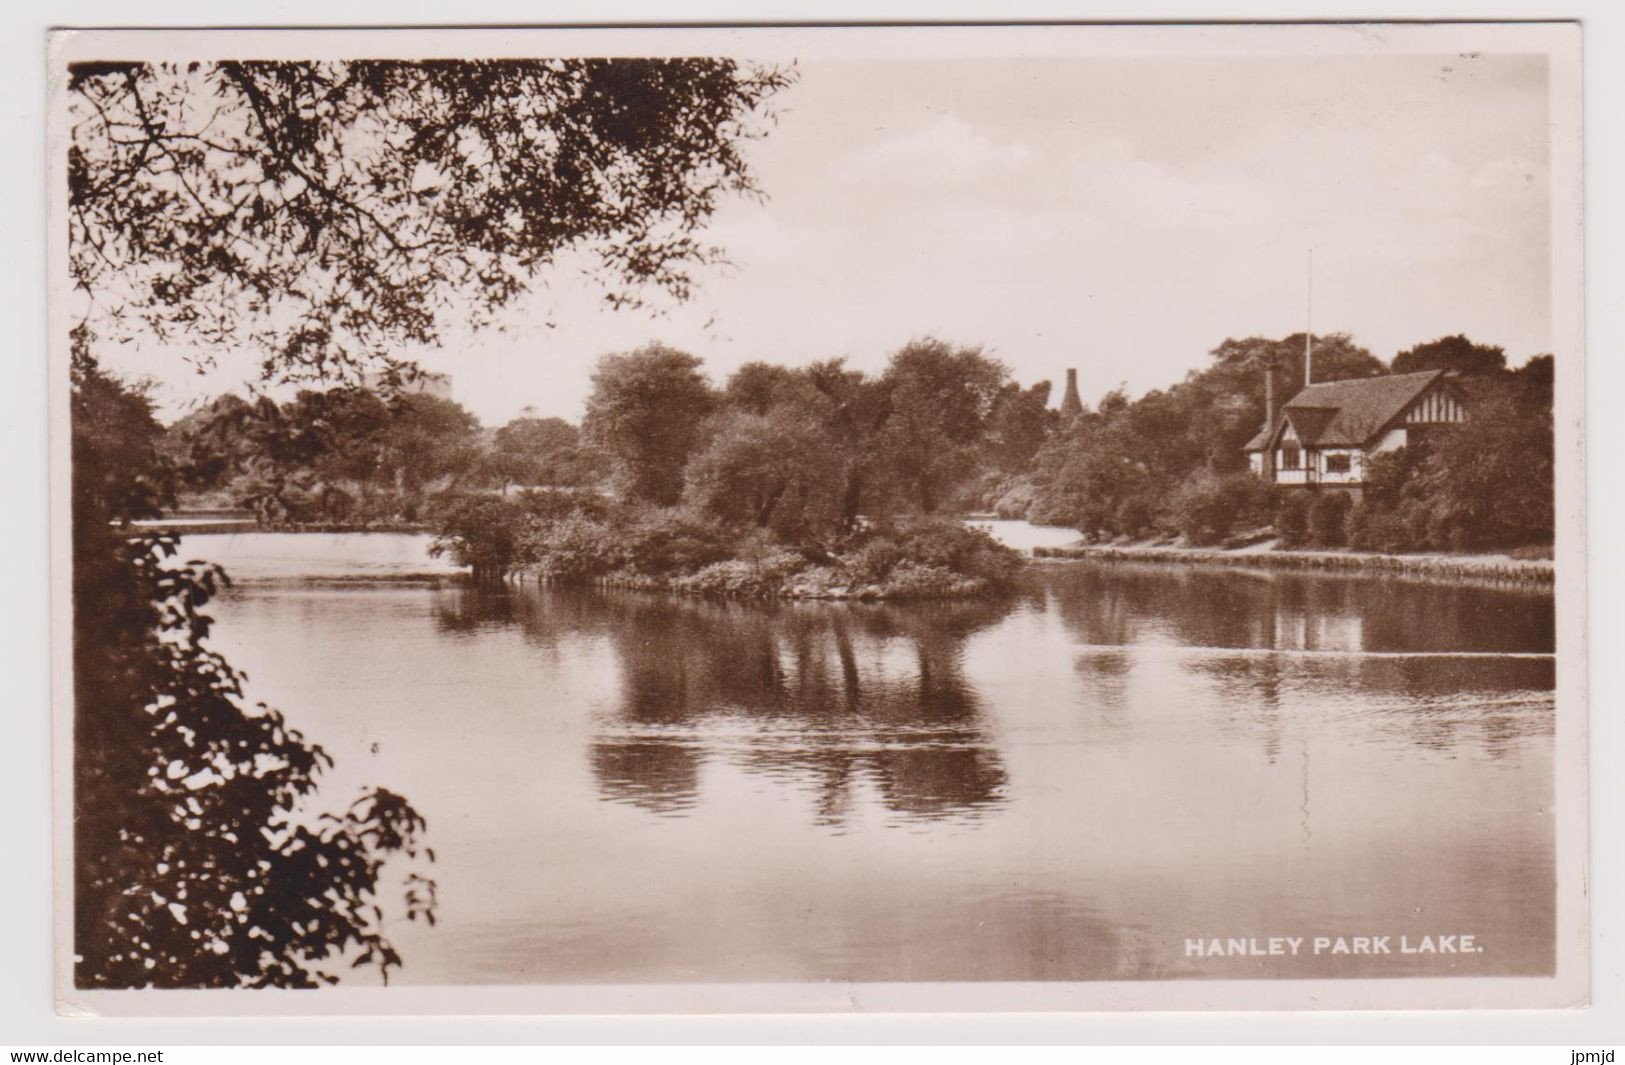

{"left": 1304, "top": 248, "right": 1314, "bottom": 388}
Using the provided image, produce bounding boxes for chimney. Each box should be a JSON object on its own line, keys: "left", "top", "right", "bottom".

{"left": 1262, "top": 365, "right": 1277, "bottom": 479}
{"left": 1060, "top": 367, "right": 1084, "bottom": 420}
{"left": 1264, "top": 365, "right": 1277, "bottom": 429}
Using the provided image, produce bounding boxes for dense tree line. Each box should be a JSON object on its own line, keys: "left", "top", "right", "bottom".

{"left": 1019, "top": 333, "right": 1554, "bottom": 553}
{"left": 185, "top": 326, "right": 1556, "bottom": 568}
{"left": 1024, "top": 333, "right": 1385, "bottom": 540}
{"left": 583, "top": 338, "right": 1049, "bottom": 528}
{"left": 166, "top": 388, "right": 605, "bottom": 525}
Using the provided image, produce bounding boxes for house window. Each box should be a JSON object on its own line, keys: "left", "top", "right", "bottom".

{"left": 1325, "top": 454, "right": 1352, "bottom": 474}
{"left": 1281, "top": 445, "right": 1300, "bottom": 470}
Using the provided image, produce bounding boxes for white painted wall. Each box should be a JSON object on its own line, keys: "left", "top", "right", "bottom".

{"left": 1314, "top": 447, "right": 1365, "bottom": 485}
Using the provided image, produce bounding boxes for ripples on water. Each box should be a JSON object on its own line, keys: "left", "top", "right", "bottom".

{"left": 188, "top": 531, "right": 1557, "bottom": 985}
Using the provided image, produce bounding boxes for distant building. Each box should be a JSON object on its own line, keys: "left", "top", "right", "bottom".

{"left": 1058, "top": 367, "right": 1084, "bottom": 420}
{"left": 1245, "top": 368, "right": 1466, "bottom": 493}
{"left": 361, "top": 369, "right": 453, "bottom": 400}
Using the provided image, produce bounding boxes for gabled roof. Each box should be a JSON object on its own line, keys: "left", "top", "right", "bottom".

{"left": 1284, "top": 405, "right": 1337, "bottom": 446}
{"left": 1245, "top": 369, "right": 1449, "bottom": 451}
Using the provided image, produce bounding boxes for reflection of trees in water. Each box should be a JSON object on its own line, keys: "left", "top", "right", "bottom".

{"left": 1046, "top": 563, "right": 1554, "bottom": 655}
{"left": 1190, "top": 654, "right": 1553, "bottom": 760}
{"left": 431, "top": 583, "right": 618, "bottom": 645}
{"left": 1047, "top": 563, "right": 1555, "bottom": 759}
{"left": 589, "top": 741, "right": 702, "bottom": 817}
{"left": 431, "top": 567, "right": 1555, "bottom": 809}
{"left": 431, "top": 584, "right": 518, "bottom": 632}
{"left": 592, "top": 592, "right": 1016, "bottom": 824}
{"left": 431, "top": 583, "right": 1021, "bottom": 825}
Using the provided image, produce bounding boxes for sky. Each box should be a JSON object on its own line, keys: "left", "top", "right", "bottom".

{"left": 111, "top": 50, "right": 1553, "bottom": 426}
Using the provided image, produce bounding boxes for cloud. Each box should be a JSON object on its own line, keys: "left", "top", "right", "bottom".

{"left": 835, "top": 114, "right": 1035, "bottom": 188}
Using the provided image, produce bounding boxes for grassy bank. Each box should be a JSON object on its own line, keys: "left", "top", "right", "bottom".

{"left": 1033, "top": 540, "right": 1554, "bottom": 585}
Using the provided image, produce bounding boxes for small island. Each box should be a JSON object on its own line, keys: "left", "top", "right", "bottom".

{"left": 433, "top": 490, "right": 1022, "bottom": 599}
{"left": 426, "top": 340, "right": 1031, "bottom": 598}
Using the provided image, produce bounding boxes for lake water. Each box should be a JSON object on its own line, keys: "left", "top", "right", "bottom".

{"left": 183, "top": 528, "right": 1556, "bottom": 984}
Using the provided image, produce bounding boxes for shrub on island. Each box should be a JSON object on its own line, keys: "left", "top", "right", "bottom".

{"left": 430, "top": 492, "right": 1022, "bottom": 599}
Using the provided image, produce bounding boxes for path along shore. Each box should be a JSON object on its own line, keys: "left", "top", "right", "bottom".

{"left": 1033, "top": 539, "right": 1554, "bottom": 585}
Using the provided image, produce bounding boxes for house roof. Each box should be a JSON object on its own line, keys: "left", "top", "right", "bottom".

{"left": 1244, "top": 369, "right": 1448, "bottom": 451}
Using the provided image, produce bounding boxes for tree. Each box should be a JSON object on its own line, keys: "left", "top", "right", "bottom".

{"left": 684, "top": 408, "right": 845, "bottom": 541}
{"left": 69, "top": 59, "right": 793, "bottom": 381}
{"left": 583, "top": 344, "right": 718, "bottom": 505}
{"left": 1205, "top": 332, "right": 1387, "bottom": 439}
{"left": 299, "top": 388, "right": 394, "bottom": 503}
{"left": 377, "top": 394, "right": 483, "bottom": 501}
{"left": 876, "top": 339, "right": 1009, "bottom": 514}
{"left": 1168, "top": 470, "right": 1272, "bottom": 545}
{"left": 170, "top": 387, "right": 485, "bottom": 524}
{"left": 1511, "top": 353, "right": 1555, "bottom": 410}
{"left": 723, "top": 361, "right": 811, "bottom": 415}
{"left": 1392, "top": 335, "right": 1508, "bottom": 377}
{"left": 487, "top": 416, "right": 583, "bottom": 491}
{"left": 1411, "top": 390, "right": 1554, "bottom": 549}
{"left": 1347, "top": 365, "right": 1554, "bottom": 552}
{"left": 176, "top": 391, "right": 341, "bottom": 526}
{"left": 985, "top": 379, "right": 1055, "bottom": 473}
{"left": 801, "top": 358, "right": 892, "bottom": 531}
{"left": 72, "top": 348, "right": 436, "bottom": 988}
{"left": 67, "top": 57, "right": 791, "bottom": 987}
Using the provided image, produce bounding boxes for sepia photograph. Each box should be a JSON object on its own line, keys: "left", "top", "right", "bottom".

{"left": 45, "top": 22, "right": 1586, "bottom": 1015}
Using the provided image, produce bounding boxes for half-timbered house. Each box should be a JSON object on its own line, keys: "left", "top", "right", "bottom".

{"left": 1244, "top": 369, "right": 1467, "bottom": 495}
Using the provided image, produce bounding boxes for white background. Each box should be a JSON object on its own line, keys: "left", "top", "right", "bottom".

{"left": 3, "top": 0, "right": 1621, "bottom": 1047}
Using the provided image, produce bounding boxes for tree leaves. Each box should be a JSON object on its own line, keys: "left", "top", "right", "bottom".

{"left": 69, "top": 58, "right": 793, "bottom": 383}
{"left": 73, "top": 357, "right": 439, "bottom": 990}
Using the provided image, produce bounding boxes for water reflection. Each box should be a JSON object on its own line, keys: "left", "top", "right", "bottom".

{"left": 197, "top": 534, "right": 1559, "bottom": 983}
{"left": 1041, "top": 563, "right": 1555, "bottom": 761}
{"left": 1043, "top": 563, "right": 1554, "bottom": 654}
{"left": 435, "top": 585, "right": 1030, "bottom": 826}
{"left": 430, "top": 565, "right": 1558, "bottom": 828}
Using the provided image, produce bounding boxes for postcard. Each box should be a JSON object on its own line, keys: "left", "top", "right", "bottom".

{"left": 47, "top": 21, "right": 1586, "bottom": 1014}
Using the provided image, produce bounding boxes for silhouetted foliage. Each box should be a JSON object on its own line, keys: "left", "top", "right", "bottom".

{"left": 684, "top": 407, "right": 846, "bottom": 542}
{"left": 1392, "top": 334, "right": 1508, "bottom": 377}
{"left": 723, "top": 361, "right": 810, "bottom": 414}
{"left": 72, "top": 350, "right": 436, "bottom": 988}
{"left": 69, "top": 58, "right": 794, "bottom": 383}
{"left": 986, "top": 379, "right": 1056, "bottom": 474}
{"left": 1306, "top": 491, "right": 1354, "bottom": 548}
{"left": 170, "top": 388, "right": 483, "bottom": 524}
{"left": 1272, "top": 490, "right": 1314, "bottom": 549}
{"left": 429, "top": 483, "right": 1023, "bottom": 600}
